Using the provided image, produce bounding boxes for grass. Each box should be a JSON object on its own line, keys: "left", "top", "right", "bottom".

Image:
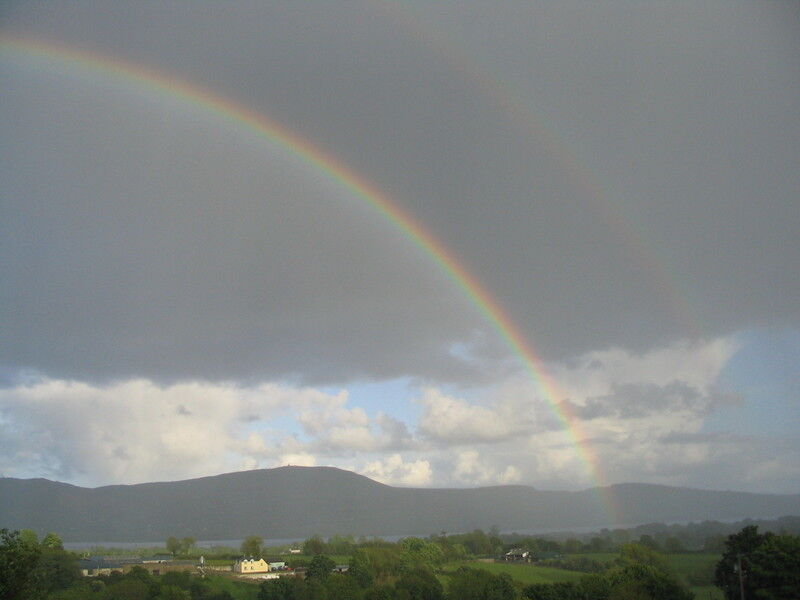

{"left": 440, "top": 560, "right": 584, "bottom": 585}
{"left": 204, "top": 575, "right": 260, "bottom": 600}
{"left": 690, "top": 585, "right": 724, "bottom": 599}
{"left": 576, "top": 552, "right": 617, "bottom": 563}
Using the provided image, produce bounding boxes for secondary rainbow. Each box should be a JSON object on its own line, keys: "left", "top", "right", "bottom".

{"left": 1, "top": 34, "right": 619, "bottom": 522}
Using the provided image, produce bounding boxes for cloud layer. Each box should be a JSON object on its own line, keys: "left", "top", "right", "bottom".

{"left": 3, "top": 337, "right": 795, "bottom": 493}
{"left": 2, "top": 2, "right": 799, "bottom": 385}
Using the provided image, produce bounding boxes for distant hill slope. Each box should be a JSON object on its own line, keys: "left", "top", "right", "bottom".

{"left": 1, "top": 466, "right": 798, "bottom": 542}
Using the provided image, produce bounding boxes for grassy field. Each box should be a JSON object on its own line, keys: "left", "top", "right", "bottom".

{"left": 690, "top": 585, "right": 724, "bottom": 599}
{"left": 204, "top": 575, "right": 260, "bottom": 600}
{"left": 440, "top": 560, "right": 584, "bottom": 585}
{"left": 664, "top": 553, "right": 720, "bottom": 575}
{"left": 440, "top": 552, "right": 723, "bottom": 597}
{"left": 576, "top": 552, "right": 617, "bottom": 563}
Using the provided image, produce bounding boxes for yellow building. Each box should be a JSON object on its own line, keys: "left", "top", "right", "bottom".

{"left": 233, "top": 558, "right": 269, "bottom": 573}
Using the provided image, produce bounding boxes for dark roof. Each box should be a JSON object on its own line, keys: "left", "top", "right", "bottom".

{"left": 80, "top": 557, "right": 142, "bottom": 569}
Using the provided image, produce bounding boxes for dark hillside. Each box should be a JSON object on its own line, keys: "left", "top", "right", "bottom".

{"left": 1, "top": 466, "right": 797, "bottom": 542}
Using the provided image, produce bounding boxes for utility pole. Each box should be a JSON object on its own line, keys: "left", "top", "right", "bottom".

{"left": 737, "top": 554, "right": 745, "bottom": 600}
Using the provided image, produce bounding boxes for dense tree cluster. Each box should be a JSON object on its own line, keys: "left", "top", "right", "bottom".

{"left": 501, "top": 516, "right": 800, "bottom": 554}
{"left": 5, "top": 523, "right": 800, "bottom": 600}
{"left": 714, "top": 526, "right": 800, "bottom": 600}
{"left": 166, "top": 537, "right": 197, "bottom": 557}
{"left": 0, "top": 528, "right": 79, "bottom": 600}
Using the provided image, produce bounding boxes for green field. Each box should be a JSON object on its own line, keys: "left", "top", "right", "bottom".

{"left": 690, "top": 585, "right": 724, "bottom": 599}
{"left": 204, "top": 575, "right": 260, "bottom": 600}
{"left": 440, "top": 552, "right": 724, "bottom": 597}
{"left": 441, "top": 560, "right": 584, "bottom": 585}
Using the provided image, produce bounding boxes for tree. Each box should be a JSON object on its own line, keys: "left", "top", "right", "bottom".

{"left": 36, "top": 546, "right": 80, "bottom": 595}
{"left": 715, "top": 525, "right": 768, "bottom": 600}
{"left": 637, "top": 535, "right": 660, "bottom": 551}
{"left": 399, "top": 537, "right": 444, "bottom": 571}
{"left": 325, "top": 573, "right": 363, "bottom": 600}
{"left": 395, "top": 566, "right": 443, "bottom": 600}
{"left": 0, "top": 528, "right": 43, "bottom": 600}
{"left": 446, "top": 567, "right": 516, "bottom": 600}
{"left": 104, "top": 577, "right": 150, "bottom": 600}
{"left": 181, "top": 537, "right": 196, "bottom": 555}
{"left": 307, "top": 554, "right": 336, "bottom": 582}
{"left": 303, "top": 534, "right": 327, "bottom": 556}
{"left": 663, "top": 537, "right": 684, "bottom": 553}
{"left": 241, "top": 535, "right": 264, "bottom": 558}
{"left": 729, "top": 532, "right": 800, "bottom": 599}
{"left": 752, "top": 533, "right": 800, "bottom": 598}
{"left": 348, "top": 550, "right": 375, "bottom": 589}
{"left": 608, "top": 563, "right": 693, "bottom": 600}
{"left": 166, "top": 537, "right": 182, "bottom": 556}
{"left": 41, "top": 532, "right": 64, "bottom": 549}
{"left": 157, "top": 586, "right": 191, "bottom": 600}
{"left": 615, "top": 543, "right": 669, "bottom": 572}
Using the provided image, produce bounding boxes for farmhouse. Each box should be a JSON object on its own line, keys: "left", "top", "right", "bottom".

{"left": 233, "top": 557, "right": 270, "bottom": 573}
{"left": 503, "top": 548, "right": 532, "bottom": 562}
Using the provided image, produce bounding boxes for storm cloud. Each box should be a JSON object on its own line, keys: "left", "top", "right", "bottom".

{"left": 1, "top": 2, "right": 798, "bottom": 493}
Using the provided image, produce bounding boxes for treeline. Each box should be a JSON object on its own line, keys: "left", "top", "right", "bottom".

{"left": 502, "top": 515, "right": 800, "bottom": 553}
{"left": 301, "top": 529, "right": 505, "bottom": 559}
{"left": 258, "top": 539, "right": 696, "bottom": 600}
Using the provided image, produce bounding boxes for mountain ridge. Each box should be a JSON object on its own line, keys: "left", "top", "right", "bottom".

{"left": 1, "top": 466, "right": 798, "bottom": 542}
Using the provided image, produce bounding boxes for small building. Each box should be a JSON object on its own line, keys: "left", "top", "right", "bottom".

{"left": 503, "top": 549, "right": 532, "bottom": 562}
{"left": 289, "top": 549, "right": 302, "bottom": 554}
{"left": 233, "top": 558, "right": 270, "bottom": 574}
{"left": 79, "top": 556, "right": 142, "bottom": 576}
{"left": 333, "top": 564, "right": 349, "bottom": 573}
{"left": 143, "top": 553, "right": 174, "bottom": 563}
{"left": 269, "top": 562, "right": 286, "bottom": 571}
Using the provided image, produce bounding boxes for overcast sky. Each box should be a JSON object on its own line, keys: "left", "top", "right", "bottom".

{"left": 1, "top": 1, "right": 798, "bottom": 499}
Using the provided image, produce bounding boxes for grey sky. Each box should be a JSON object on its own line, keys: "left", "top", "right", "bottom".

{"left": 1, "top": 1, "right": 798, "bottom": 493}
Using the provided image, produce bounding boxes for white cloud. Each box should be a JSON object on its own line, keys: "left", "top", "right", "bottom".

{"left": 417, "top": 388, "right": 533, "bottom": 444}
{"left": 1, "top": 335, "right": 793, "bottom": 494}
{"left": 453, "top": 450, "right": 521, "bottom": 486}
{"left": 278, "top": 453, "right": 318, "bottom": 467}
{"left": 0, "top": 378, "right": 342, "bottom": 485}
{"left": 360, "top": 454, "right": 432, "bottom": 487}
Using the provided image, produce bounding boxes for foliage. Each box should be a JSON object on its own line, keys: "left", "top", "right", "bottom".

{"left": 715, "top": 527, "right": 800, "bottom": 600}
{"left": 358, "top": 545, "right": 405, "bottom": 578}
{"left": 241, "top": 535, "right": 264, "bottom": 558}
{"left": 395, "top": 566, "right": 443, "bottom": 600}
{"left": 614, "top": 543, "right": 669, "bottom": 572}
{"left": 0, "top": 528, "right": 43, "bottom": 599}
{"left": 399, "top": 537, "right": 444, "bottom": 571}
{"left": 748, "top": 533, "right": 800, "bottom": 598}
{"left": 446, "top": 567, "right": 517, "bottom": 600}
{"left": 439, "top": 530, "right": 504, "bottom": 557}
{"left": 42, "top": 532, "right": 64, "bottom": 549}
{"left": 167, "top": 537, "right": 183, "bottom": 555}
{"left": 441, "top": 560, "right": 583, "bottom": 586}
{"left": 307, "top": 554, "right": 336, "bottom": 581}
{"left": 325, "top": 572, "right": 363, "bottom": 600}
{"left": 538, "top": 555, "right": 605, "bottom": 574}
{"left": 348, "top": 549, "right": 375, "bottom": 588}
{"left": 607, "top": 563, "right": 693, "bottom": 600}
{"left": 303, "top": 535, "right": 326, "bottom": 556}
{"left": 714, "top": 525, "right": 767, "bottom": 599}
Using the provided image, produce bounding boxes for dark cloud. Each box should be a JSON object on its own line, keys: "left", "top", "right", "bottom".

{"left": 1, "top": 1, "right": 798, "bottom": 384}
{"left": 572, "top": 381, "right": 741, "bottom": 420}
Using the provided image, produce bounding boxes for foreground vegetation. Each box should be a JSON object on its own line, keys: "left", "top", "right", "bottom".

{"left": 2, "top": 523, "right": 798, "bottom": 599}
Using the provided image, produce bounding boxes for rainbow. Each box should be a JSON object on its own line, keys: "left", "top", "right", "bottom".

{"left": 1, "top": 34, "right": 620, "bottom": 523}
{"left": 378, "top": 0, "right": 701, "bottom": 339}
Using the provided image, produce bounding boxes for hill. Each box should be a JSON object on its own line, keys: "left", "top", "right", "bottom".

{"left": 1, "top": 466, "right": 797, "bottom": 542}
